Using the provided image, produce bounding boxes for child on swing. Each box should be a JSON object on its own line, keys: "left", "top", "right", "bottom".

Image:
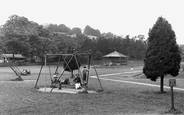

{"left": 52, "top": 73, "right": 59, "bottom": 83}
{"left": 51, "top": 73, "right": 62, "bottom": 89}
{"left": 73, "top": 74, "right": 81, "bottom": 89}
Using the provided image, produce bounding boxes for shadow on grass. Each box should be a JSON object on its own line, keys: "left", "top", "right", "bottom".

{"left": 162, "top": 108, "right": 182, "bottom": 114}
{"left": 9, "top": 77, "right": 23, "bottom": 81}
{"left": 141, "top": 90, "right": 184, "bottom": 96}
{"left": 140, "top": 90, "right": 169, "bottom": 95}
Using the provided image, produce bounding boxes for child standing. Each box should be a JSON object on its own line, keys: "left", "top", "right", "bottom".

{"left": 81, "top": 66, "right": 89, "bottom": 85}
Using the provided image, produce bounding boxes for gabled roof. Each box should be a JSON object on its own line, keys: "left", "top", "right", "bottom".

{"left": 103, "top": 51, "right": 128, "bottom": 58}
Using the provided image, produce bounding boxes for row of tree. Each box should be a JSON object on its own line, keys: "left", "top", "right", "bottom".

{"left": 46, "top": 24, "right": 101, "bottom": 36}
{"left": 0, "top": 14, "right": 147, "bottom": 62}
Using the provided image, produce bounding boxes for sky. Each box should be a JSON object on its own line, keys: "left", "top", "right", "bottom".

{"left": 0, "top": 0, "right": 184, "bottom": 44}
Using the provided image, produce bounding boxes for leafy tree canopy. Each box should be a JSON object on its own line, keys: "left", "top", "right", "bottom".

{"left": 83, "top": 25, "right": 101, "bottom": 36}
{"left": 0, "top": 14, "right": 147, "bottom": 61}
{"left": 46, "top": 24, "right": 71, "bottom": 34}
{"left": 1, "top": 14, "right": 53, "bottom": 59}
{"left": 102, "top": 32, "right": 115, "bottom": 38}
{"left": 2, "top": 15, "right": 40, "bottom": 38}
{"left": 71, "top": 27, "right": 82, "bottom": 34}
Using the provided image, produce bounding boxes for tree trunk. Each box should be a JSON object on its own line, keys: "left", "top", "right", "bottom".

{"left": 160, "top": 75, "right": 164, "bottom": 93}
{"left": 30, "top": 52, "right": 34, "bottom": 63}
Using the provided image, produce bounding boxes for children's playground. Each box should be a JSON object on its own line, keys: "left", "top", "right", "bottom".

{"left": 1, "top": 51, "right": 184, "bottom": 114}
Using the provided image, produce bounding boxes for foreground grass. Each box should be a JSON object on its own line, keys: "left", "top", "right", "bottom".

{"left": 0, "top": 66, "right": 184, "bottom": 115}
{"left": 1, "top": 80, "right": 184, "bottom": 114}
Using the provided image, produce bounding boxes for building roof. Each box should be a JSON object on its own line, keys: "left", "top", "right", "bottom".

{"left": 103, "top": 51, "right": 128, "bottom": 58}
{"left": 3, "top": 54, "right": 25, "bottom": 59}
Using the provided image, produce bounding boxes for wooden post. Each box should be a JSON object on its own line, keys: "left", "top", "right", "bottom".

{"left": 170, "top": 86, "right": 175, "bottom": 110}
{"left": 169, "top": 79, "right": 176, "bottom": 111}
{"left": 44, "top": 53, "right": 47, "bottom": 92}
{"left": 160, "top": 76, "right": 164, "bottom": 93}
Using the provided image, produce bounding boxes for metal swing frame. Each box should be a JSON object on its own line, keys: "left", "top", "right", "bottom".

{"left": 34, "top": 50, "right": 103, "bottom": 92}
{"left": 0, "top": 49, "right": 31, "bottom": 80}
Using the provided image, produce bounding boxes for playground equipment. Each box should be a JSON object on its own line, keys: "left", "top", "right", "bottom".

{"left": 0, "top": 49, "right": 31, "bottom": 79}
{"left": 35, "top": 50, "right": 103, "bottom": 93}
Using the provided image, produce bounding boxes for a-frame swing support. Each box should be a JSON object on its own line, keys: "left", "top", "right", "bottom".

{"left": 87, "top": 50, "right": 103, "bottom": 91}
{"left": 0, "top": 49, "right": 23, "bottom": 79}
{"left": 34, "top": 51, "right": 103, "bottom": 92}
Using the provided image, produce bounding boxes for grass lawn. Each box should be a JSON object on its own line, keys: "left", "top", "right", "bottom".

{"left": 0, "top": 65, "right": 184, "bottom": 115}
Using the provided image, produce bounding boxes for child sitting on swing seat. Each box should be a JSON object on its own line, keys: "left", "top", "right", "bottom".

{"left": 51, "top": 73, "right": 62, "bottom": 89}
{"left": 73, "top": 74, "right": 81, "bottom": 89}
{"left": 52, "top": 73, "right": 59, "bottom": 83}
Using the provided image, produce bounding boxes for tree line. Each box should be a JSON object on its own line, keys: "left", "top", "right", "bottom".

{"left": 0, "top": 14, "right": 147, "bottom": 62}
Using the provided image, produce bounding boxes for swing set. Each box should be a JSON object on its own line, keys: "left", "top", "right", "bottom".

{"left": 34, "top": 50, "right": 103, "bottom": 93}
{"left": 0, "top": 49, "right": 31, "bottom": 80}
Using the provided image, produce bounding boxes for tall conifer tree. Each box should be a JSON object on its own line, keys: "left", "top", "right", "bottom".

{"left": 143, "top": 17, "right": 181, "bottom": 93}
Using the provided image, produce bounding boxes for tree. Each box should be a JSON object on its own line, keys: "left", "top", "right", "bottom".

{"left": 79, "top": 37, "right": 95, "bottom": 52}
{"left": 1, "top": 14, "right": 54, "bottom": 61}
{"left": 5, "top": 37, "right": 30, "bottom": 56}
{"left": 2, "top": 15, "right": 39, "bottom": 38}
{"left": 46, "top": 24, "right": 58, "bottom": 32}
{"left": 95, "top": 51, "right": 103, "bottom": 60}
{"left": 58, "top": 24, "right": 71, "bottom": 33}
{"left": 29, "top": 36, "right": 55, "bottom": 62}
{"left": 0, "top": 35, "right": 7, "bottom": 52}
{"left": 46, "top": 24, "right": 71, "bottom": 34}
{"left": 53, "top": 34, "right": 78, "bottom": 54}
{"left": 1, "top": 15, "right": 41, "bottom": 56}
{"left": 71, "top": 27, "right": 82, "bottom": 34}
{"left": 95, "top": 36, "right": 110, "bottom": 55}
{"left": 83, "top": 25, "right": 101, "bottom": 36}
{"left": 143, "top": 17, "right": 181, "bottom": 93}
{"left": 102, "top": 32, "right": 115, "bottom": 38}
{"left": 38, "top": 25, "right": 50, "bottom": 37}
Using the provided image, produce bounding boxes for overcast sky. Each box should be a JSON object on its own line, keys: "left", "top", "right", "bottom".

{"left": 0, "top": 0, "right": 183, "bottom": 44}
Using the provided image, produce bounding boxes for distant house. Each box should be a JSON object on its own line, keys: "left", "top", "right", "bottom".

{"left": 53, "top": 32, "right": 67, "bottom": 35}
{"left": 67, "top": 34, "right": 77, "bottom": 38}
{"left": 86, "top": 35, "right": 98, "bottom": 39}
{"left": 0, "top": 54, "right": 25, "bottom": 63}
{"left": 103, "top": 51, "right": 129, "bottom": 65}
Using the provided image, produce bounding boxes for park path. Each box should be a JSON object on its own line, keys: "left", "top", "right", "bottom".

{"left": 90, "top": 71, "right": 184, "bottom": 92}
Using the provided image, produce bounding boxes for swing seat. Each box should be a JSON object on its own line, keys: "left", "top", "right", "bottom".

{"left": 51, "top": 79, "right": 62, "bottom": 89}
{"left": 51, "top": 78, "right": 60, "bottom": 84}
{"left": 62, "top": 78, "right": 70, "bottom": 85}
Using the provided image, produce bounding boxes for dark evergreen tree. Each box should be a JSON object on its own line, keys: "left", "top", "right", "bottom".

{"left": 143, "top": 17, "right": 181, "bottom": 93}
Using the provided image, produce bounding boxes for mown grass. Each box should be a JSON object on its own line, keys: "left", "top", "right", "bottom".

{"left": 0, "top": 65, "right": 184, "bottom": 115}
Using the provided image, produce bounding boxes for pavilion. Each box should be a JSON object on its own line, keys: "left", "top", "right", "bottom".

{"left": 103, "top": 51, "right": 128, "bottom": 65}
